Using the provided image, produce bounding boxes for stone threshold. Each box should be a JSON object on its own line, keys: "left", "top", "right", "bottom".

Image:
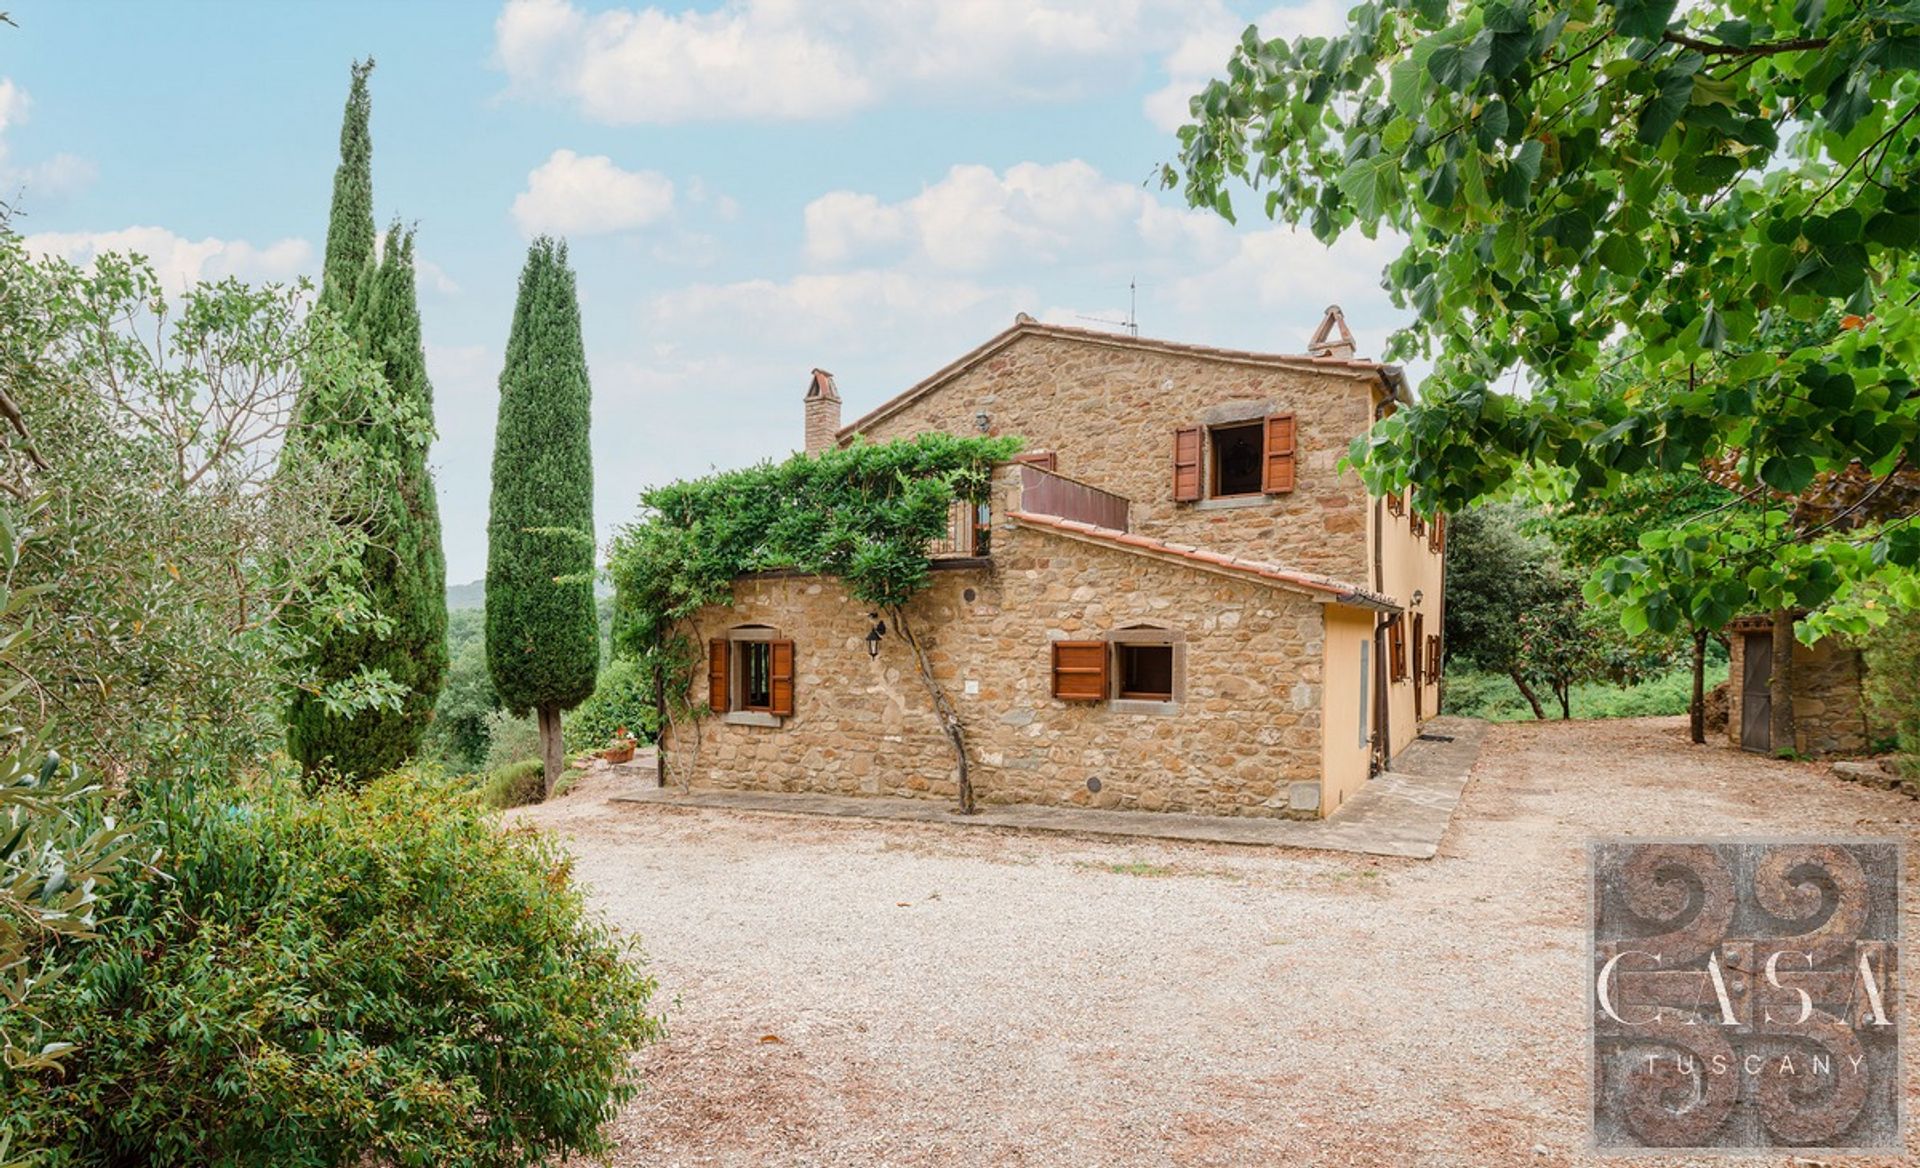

{"left": 608, "top": 717, "right": 1486, "bottom": 860}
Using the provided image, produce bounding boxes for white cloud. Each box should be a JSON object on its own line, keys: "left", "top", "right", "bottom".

{"left": 510, "top": 148, "right": 675, "bottom": 237}
{"left": 1143, "top": 0, "right": 1349, "bottom": 132}
{"left": 23, "top": 226, "right": 313, "bottom": 291}
{"left": 0, "top": 77, "right": 96, "bottom": 208}
{"left": 494, "top": 0, "right": 1205, "bottom": 124}
{"left": 804, "top": 160, "right": 1235, "bottom": 273}
{"left": 647, "top": 269, "right": 1028, "bottom": 353}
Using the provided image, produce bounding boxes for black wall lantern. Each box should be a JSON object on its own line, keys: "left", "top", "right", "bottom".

{"left": 865, "top": 614, "right": 887, "bottom": 659}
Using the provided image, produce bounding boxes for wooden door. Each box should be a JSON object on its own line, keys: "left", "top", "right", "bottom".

{"left": 1740, "top": 632, "right": 1772, "bottom": 753}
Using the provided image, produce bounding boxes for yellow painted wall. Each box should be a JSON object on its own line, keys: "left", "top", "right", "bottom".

{"left": 1320, "top": 603, "right": 1377, "bottom": 815}
{"left": 1367, "top": 488, "right": 1447, "bottom": 759}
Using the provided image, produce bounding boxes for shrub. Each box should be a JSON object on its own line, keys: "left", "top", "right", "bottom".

{"left": 563, "top": 656, "right": 656, "bottom": 753}
{"left": 3, "top": 771, "right": 661, "bottom": 1165}
{"left": 429, "top": 613, "right": 498, "bottom": 773}
{"left": 483, "top": 708, "right": 541, "bottom": 775}
{"left": 480, "top": 758, "right": 548, "bottom": 810}
{"left": 1863, "top": 607, "right": 1920, "bottom": 778}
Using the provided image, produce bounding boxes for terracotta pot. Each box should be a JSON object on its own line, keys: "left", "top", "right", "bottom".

{"left": 604, "top": 743, "right": 636, "bottom": 764}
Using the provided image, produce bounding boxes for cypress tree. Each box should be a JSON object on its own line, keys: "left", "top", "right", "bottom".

{"left": 286, "top": 59, "right": 448, "bottom": 782}
{"left": 318, "top": 58, "right": 375, "bottom": 313}
{"left": 486, "top": 237, "right": 598, "bottom": 795}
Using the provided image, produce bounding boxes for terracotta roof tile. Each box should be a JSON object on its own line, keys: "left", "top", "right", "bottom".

{"left": 1008, "top": 510, "right": 1400, "bottom": 611}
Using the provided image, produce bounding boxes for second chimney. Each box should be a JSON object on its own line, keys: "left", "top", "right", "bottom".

{"left": 804, "top": 368, "right": 841, "bottom": 455}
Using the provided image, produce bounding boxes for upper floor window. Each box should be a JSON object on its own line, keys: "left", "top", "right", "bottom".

{"left": 1210, "top": 422, "right": 1265, "bottom": 498}
{"left": 1173, "top": 413, "right": 1296, "bottom": 503}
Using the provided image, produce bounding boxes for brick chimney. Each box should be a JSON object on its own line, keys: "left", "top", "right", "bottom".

{"left": 804, "top": 368, "right": 841, "bottom": 454}
{"left": 1306, "top": 304, "right": 1357, "bottom": 359}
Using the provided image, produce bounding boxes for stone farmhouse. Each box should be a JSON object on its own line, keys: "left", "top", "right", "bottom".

{"left": 661, "top": 308, "right": 1445, "bottom": 819}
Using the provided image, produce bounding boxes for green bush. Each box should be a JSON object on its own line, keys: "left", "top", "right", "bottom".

{"left": 1863, "top": 607, "right": 1920, "bottom": 778}
{"left": 4, "top": 771, "right": 661, "bottom": 1165}
{"left": 480, "top": 758, "right": 548, "bottom": 810}
{"left": 563, "top": 656, "right": 656, "bottom": 754}
{"left": 427, "top": 609, "right": 498, "bottom": 772}
{"left": 483, "top": 708, "right": 541, "bottom": 775}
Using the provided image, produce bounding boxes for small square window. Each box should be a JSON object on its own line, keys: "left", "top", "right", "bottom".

{"left": 1118, "top": 643, "right": 1175, "bottom": 702}
{"left": 1210, "top": 421, "right": 1264, "bottom": 497}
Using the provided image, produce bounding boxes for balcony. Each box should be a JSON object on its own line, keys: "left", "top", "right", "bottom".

{"left": 1015, "top": 464, "right": 1129, "bottom": 531}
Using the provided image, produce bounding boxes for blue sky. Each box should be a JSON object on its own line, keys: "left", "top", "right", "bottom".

{"left": 2, "top": 0, "right": 1412, "bottom": 583}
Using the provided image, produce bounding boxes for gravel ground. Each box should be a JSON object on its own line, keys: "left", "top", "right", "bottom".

{"left": 513, "top": 717, "right": 1920, "bottom": 1167}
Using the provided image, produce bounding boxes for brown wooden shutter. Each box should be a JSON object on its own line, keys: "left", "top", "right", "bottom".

{"left": 1430, "top": 512, "right": 1446, "bottom": 553}
{"left": 1262, "top": 412, "right": 1297, "bottom": 493}
{"left": 1388, "top": 618, "right": 1407, "bottom": 682}
{"left": 1051, "top": 641, "right": 1108, "bottom": 701}
{"left": 707, "top": 638, "right": 730, "bottom": 712}
{"left": 1172, "top": 427, "right": 1202, "bottom": 502}
{"left": 1412, "top": 614, "right": 1425, "bottom": 686}
{"left": 768, "top": 639, "right": 795, "bottom": 716}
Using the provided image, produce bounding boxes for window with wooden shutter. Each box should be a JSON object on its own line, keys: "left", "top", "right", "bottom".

{"left": 1412, "top": 614, "right": 1425, "bottom": 687}
{"left": 1172, "top": 427, "right": 1202, "bottom": 502}
{"left": 1429, "top": 512, "right": 1446, "bottom": 553}
{"left": 1051, "top": 640, "right": 1108, "bottom": 701}
{"left": 1388, "top": 617, "right": 1407, "bottom": 682}
{"left": 1014, "top": 450, "right": 1057, "bottom": 473}
{"left": 1386, "top": 490, "right": 1404, "bottom": 517}
{"left": 707, "top": 638, "right": 730, "bottom": 712}
{"left": 1262, "top": 412, "right": 1296, "bottom": 493}
{"left": 1426, "top": 634, "right": 1442, "bottom": 680}
{"left": 768, "top": 639, "right": 795, "bottom": 716}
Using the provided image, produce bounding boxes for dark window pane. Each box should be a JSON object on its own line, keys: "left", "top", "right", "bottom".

{"left": 742, "top": 641, "right": 773, "bottom": 710}
{"left": 1211, "top": 422, "right": 1263, "bottom": 496}
{"left": 1119, "top": 644, "right": 1174, "bottom": 700}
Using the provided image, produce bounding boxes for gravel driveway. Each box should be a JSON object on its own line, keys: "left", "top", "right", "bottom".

{"left": 515, "top": 717, "right": 1920, "bottom": 1167}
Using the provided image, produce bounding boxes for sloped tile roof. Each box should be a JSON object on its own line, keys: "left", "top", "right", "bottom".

{"left": 838, "top": 316, "right": 1411, "bottom": 441}
{"left": 1008, "top": 509, "right": 1401, "bottom": 612}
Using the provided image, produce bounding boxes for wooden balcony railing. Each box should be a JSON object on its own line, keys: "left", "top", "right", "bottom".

{"left": 930, "top": 499, "right": 991, "bottom": 558}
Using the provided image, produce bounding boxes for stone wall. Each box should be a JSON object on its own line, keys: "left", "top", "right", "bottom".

{"left": 663, "top": 469, "right": 1338, "bottom": 817}
{"left": 1726, "top": 627, "right": 1884, "bottom": 756}
{"left": 844, "top": 330, "right": 1382, "bottom": 582}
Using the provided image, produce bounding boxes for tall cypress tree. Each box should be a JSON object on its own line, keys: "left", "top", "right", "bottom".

{"left": 487, "top": 237, "right": 598, "bottom": 795}
{"left": 318, "top": 58, "right": 375, "bottom": 313}
{"left": 287, "top": 62, "right": 448, "bottom": 782}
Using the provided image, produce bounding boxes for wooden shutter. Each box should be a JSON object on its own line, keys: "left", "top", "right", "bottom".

{"left": 1051, "top": 641, "right": 1108, "bottom": 701}
{"left": 1427, "top": 635, "right": 1442, "bottom": 679}
{"left": 1412, "top": 615, "right": 1425, "bottom": 686}
{"left": 1172, "top": 427, "right": 1202, "bottom": 502}
{"left": 1430, "top": 512, "right": 1446, "bottom": 553}
{"left": 1262, "top": 412, "right": 1297, "bottom": 493}
{"left": 1388, "top": 618, "right": 1407, "bottom": 682}
{"left": 768, "top": 639, "right": 795, "bottom": 716}
{"left": 707, "top": 638, "right": 730, "bottom": 712}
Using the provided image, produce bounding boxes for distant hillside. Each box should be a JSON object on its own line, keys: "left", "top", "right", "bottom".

{"left": 446, "top": 579, "right": 486, "bottom": 611}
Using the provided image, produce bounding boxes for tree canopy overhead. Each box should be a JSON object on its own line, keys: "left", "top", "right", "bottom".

{"left": 1169, "top": 0, "right": 1920, "bottom": 638}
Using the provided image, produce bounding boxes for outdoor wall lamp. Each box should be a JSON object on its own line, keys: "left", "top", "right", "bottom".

{"left": 865, "top": 614, "right": 887, "bottom": 659}
{"left": 974, "top": 411, "right": 991, "bottom": 432}
{"left": 1412, "top": 589, "right": 1424, "bottom": 606}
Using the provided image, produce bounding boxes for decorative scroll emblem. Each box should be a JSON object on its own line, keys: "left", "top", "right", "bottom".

{"left": 1591, "top": 840, "right": 1902, "bottom": 1151}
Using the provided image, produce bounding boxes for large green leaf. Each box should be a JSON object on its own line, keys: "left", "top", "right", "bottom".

{"left": 1338, "top": 153, "right": 1402, "bottom": 220}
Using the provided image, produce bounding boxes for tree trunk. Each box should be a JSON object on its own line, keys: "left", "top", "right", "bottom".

{"left": 1507, "top": 669, "right": 1547, "bottom": 720}
{"left": 888, "top": 605, "right": 975, "bottom": 814}
{"left": 1769, "top": 608, "right": 1795, "bottom": 756}
{"left": 1688, "top": 626, "right": 1708, "bottom": 745}
{"left": 1556, "top": 681, "right": 1571, "bottom": 720}
{"left": 537, "top": 703, "right": 564, "bottom": 798}
{"left": 652, "top": 662, "right": 668, "bottom": 788}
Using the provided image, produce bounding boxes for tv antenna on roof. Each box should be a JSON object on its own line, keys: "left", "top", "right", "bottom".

{"left": 1076, "top": 277, "right": 1138, "bottom": 337}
